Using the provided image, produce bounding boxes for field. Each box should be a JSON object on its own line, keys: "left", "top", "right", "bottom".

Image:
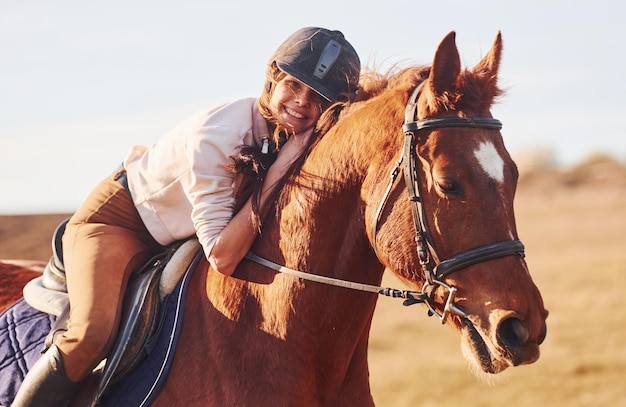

{"left": 1, "top": 160, "right": 625, "bottom": 406}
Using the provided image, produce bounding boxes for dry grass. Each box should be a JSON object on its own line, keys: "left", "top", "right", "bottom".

{"left": 1, "top": 161, "right": 625, "bottom": 406}
{"left": 0, "top": 213, "right": 70, "bottom": 261}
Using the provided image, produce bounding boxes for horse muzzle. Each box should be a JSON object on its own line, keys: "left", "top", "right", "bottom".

{"left": 460, "top": 312, "right": 547, "bottom": 374}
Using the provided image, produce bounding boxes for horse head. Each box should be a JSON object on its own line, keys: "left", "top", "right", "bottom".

{"left": 359, "top": 31, "right": 548, "bottom": 374}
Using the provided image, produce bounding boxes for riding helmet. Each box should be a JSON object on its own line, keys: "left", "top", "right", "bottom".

{"left": 269, "top": 27, "right": 361, "bottom": 102}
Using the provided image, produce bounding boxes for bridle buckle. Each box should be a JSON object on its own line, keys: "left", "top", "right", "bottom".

{"left": 422, "top": 279, "right": 468, "bottom": 324}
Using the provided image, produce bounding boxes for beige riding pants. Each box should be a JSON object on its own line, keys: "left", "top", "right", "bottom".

{"left": 56, "top": 169, "right": 164, "bottom": 382}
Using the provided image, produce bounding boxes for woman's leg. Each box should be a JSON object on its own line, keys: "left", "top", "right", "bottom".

{"left": 12, "top": 170, "right": 163, "bottom": 406}
{"left": 59, "top": 170, "right": 163, "bottom": 381}
{"left": 11, "top": 344, "right": 77, "bottom": 407}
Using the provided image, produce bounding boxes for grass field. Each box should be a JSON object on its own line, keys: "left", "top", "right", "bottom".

{"left": 1, "top": 160, "right": 625, "bottom": 406}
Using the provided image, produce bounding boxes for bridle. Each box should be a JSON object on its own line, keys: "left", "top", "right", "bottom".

{"left": 372, "top": 82, "right": 525, "bottom": 321}
{"left": 246, "top": 82, "right": 525, "bottom": 324}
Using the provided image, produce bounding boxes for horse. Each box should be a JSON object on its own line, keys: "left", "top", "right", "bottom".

{"left": 1, "top": 31, "right": 547, "bottom": 406}
{"left": 0, "top": 260, "right": 43, "bottom": 312}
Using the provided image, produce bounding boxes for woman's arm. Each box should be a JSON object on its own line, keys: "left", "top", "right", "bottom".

{"left": 207, "top": 130, "right": 313, "bottom": 276}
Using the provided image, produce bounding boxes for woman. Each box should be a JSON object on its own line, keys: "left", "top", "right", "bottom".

{"left": 12, "top": 26, "right": 360, "bottom": 407}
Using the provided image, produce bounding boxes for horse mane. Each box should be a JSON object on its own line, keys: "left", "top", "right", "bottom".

{"left": 258, "top": 67, "right": 428, "bottom": 219}
{"left": 260, "top": 67, "right": 426, "bottom": 221}
{"left": 359, "top": 61, "right": 504, "bottom": 117}
{"left": 296, "top": 66, "right": 428, "bottom": 181}
{"left": 234, "top": 61, "right": 504, "bottom": 229}
{"left": 230, "top": 67, "right": 409, "bottom": 226}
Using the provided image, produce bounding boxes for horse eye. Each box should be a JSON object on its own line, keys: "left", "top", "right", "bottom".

{"left": 436, "top": 178, "right": 462, "bottom": 195}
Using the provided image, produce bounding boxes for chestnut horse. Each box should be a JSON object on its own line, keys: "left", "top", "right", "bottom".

{"left": 0, "top": 261, "right": 43, "bottom": 311}
{"left": 1, "top": 31, "right": 547, "bottom": 406}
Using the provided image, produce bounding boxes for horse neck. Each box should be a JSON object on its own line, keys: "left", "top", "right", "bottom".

{"left": 190, "top": 92, "right": 402, "bottom": 401}
{"left": 225, "top": 116, "right": 388, "bottom": 343}
{"left": 266, "top": 137, "right": 385, "bottom": 300}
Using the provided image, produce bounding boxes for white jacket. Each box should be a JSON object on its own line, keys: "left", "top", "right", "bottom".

{"left": 123, "top": 97, "right": 270, "bottom": 257}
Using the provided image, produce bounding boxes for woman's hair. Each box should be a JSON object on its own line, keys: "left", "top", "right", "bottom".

{"left": 257, "top": 62, "right": 289, "bottom": 152}
{"left": 228, "top": 67, "right": 349, "bottom": 231}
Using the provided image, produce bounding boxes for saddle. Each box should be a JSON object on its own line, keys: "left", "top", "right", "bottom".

{"left": 22, "top": 218, "right": 201, "bottom": 402}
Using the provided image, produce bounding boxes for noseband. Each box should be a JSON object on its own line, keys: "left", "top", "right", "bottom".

{"left": 246, "top": 82, "right": 525, "bottom": 324}
{"left": 371, "top": 82, "right": 525, "bottom": 322}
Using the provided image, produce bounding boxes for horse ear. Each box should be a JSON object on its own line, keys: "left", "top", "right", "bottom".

{"left": 472, "top": 31, "right": 503, "bottom": 83}
{"left": 428, "top": 31, "right": 461, "bottom": 96}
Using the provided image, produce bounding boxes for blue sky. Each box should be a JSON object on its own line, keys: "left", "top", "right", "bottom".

{"left": 1, "top": 0, "right": 624, "bottom": 214}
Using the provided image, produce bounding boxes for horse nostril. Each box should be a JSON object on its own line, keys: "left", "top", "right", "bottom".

{"left": 497, "top": 317, "right": 529, "bottom": 348}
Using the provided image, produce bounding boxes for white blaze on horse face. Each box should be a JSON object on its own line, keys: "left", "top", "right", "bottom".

{"left": 474, "top": 141, "right": 504, "bottom": 183}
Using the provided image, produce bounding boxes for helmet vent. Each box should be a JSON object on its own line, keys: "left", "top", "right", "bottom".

{"left": 314, "top": 40, "right": 342, "bottom": 80}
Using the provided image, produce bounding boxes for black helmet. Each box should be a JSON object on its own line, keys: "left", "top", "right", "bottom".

{"left": 270, "top": 27, "right": 361, "bottom": 102}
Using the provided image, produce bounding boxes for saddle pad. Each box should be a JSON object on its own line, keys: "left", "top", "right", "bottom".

{"left": 0, "top": 299, "right": 55, "bottom": 406}
{"left": 0, "top": 253, "right": 198, "bottom": 407}
{"left": 99, "top": 257, "right": 197, "bottom": 406}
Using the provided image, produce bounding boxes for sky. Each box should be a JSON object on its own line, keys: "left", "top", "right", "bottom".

{"left": 1, "top": 0, "right": 624, "bottom": 214}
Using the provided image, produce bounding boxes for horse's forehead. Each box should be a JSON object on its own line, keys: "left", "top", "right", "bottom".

{"left": 430, "top": 135, "right": 507, "bottom": 184}
{"left": 473, "top": 141, "right": 505, "bottom": 183}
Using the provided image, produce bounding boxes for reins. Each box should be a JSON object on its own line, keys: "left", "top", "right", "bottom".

{"left": 246, "top": 81, "right": 525, "bottom": 324}
{"left": 244, "top": 252, "right": 428, "bottom": 304}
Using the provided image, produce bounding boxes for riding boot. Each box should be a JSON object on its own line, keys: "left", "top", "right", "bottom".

{"left": 11, "top": 344, "right": 79, "bottom": 407}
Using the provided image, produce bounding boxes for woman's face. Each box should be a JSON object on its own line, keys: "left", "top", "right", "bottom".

{"left": 269, "top": 75, "right": 327, "bottom": 135}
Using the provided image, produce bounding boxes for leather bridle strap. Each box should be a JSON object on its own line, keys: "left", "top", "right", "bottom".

{"left": 402, "top": 128, "right": 437, "bottom": 280}
{"left": 403, "top": 117, "right": 504, "bottom": 132}
{"left": 434, "top": 240, "right": 525, "bottom": 279}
